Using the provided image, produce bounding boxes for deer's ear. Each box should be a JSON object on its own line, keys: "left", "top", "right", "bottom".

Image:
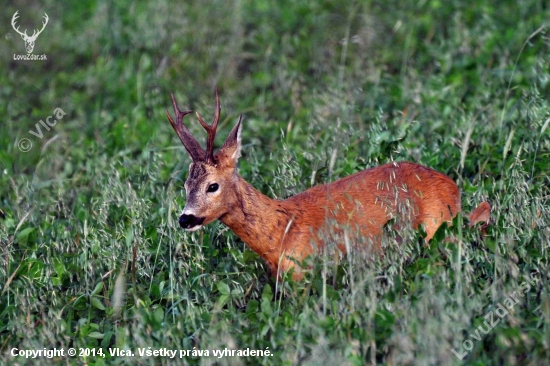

{"left": 216, "top": 116, "right": 242, "bottom": 167}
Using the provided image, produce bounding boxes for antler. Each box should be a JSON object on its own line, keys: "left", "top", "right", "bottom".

{"left": 11, "top": 11, "right": 49, "bottom": 40}
{"left": 11, "top": 11, "right": 27, "bottom": 38}
{"left": 166, "top": 94, "right": 205, "bottom": 162}
{"left": 195, "top": 88, "right": 221, "bottom": 164}
{"left": 31, "top": 13, "right": 49, "bottom": 39}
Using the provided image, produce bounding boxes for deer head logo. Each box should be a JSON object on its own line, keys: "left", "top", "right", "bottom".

{"left": 11, "top": 11, "right": 49, "bottom": 54}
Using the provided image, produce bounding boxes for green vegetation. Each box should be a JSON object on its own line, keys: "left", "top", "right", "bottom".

{"left": 1, "top": 1, "right": 549, "bottom": 365}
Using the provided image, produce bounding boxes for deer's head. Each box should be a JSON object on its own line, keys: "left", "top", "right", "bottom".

{"left": 11, "top": 11, "right": 49, "bottom": 54}
{"left": 166, "top": 90, "right": 242, "bottom": 231}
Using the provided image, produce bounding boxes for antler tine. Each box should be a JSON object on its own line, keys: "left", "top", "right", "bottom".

{"left": 195, "top": 88, "right": 221, "bottom": 163}
{"left": 166, "top": 93, "right": 205, "bottom": 162}
{"left": 36, "top": 13, "right": 49, "bottom": 36}
{"left": 11, "top": 11, "right": 27, "bottom": 37}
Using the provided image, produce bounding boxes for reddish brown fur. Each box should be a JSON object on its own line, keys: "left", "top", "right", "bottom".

{"left": 218, "top": 162, "right": 470, "bottom": 278}
{"left": 167, "top": 91, "right": 491, "bottom": 280}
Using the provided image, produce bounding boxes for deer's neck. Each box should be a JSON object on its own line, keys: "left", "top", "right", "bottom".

{"left": 219, "top": 175, "right": 291, "bottom": 266}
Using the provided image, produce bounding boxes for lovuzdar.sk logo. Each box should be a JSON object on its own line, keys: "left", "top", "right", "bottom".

{"left": 11, "top": 10, "right": 49, "bottom": 60}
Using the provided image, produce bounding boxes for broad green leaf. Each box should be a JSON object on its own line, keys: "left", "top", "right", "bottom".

{"left": 217, "top": 281, "right": 230, "bottom": 296}
{"left": 90, "top": 297, "right": 106, "bottom": 311}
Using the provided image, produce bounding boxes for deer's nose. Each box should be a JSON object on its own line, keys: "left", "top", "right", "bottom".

{"left": 179, "top": 214, "right": 205, "bottom": 229}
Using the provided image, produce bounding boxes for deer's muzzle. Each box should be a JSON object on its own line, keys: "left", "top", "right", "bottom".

{"left": 179, "top": 214, "right": 205, "bottom": 230}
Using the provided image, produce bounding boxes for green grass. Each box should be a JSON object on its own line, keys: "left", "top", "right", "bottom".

{"left": 1, "top": 0, "right": 549, "bottom": 365}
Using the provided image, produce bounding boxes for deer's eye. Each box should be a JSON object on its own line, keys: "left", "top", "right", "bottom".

{"left": 207, "top": 183, "right": 219, "bottom": 193}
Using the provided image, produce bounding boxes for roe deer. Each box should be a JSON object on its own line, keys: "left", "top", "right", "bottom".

{"left": 166, "top": 90, "right": 491, "bottom": 280}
